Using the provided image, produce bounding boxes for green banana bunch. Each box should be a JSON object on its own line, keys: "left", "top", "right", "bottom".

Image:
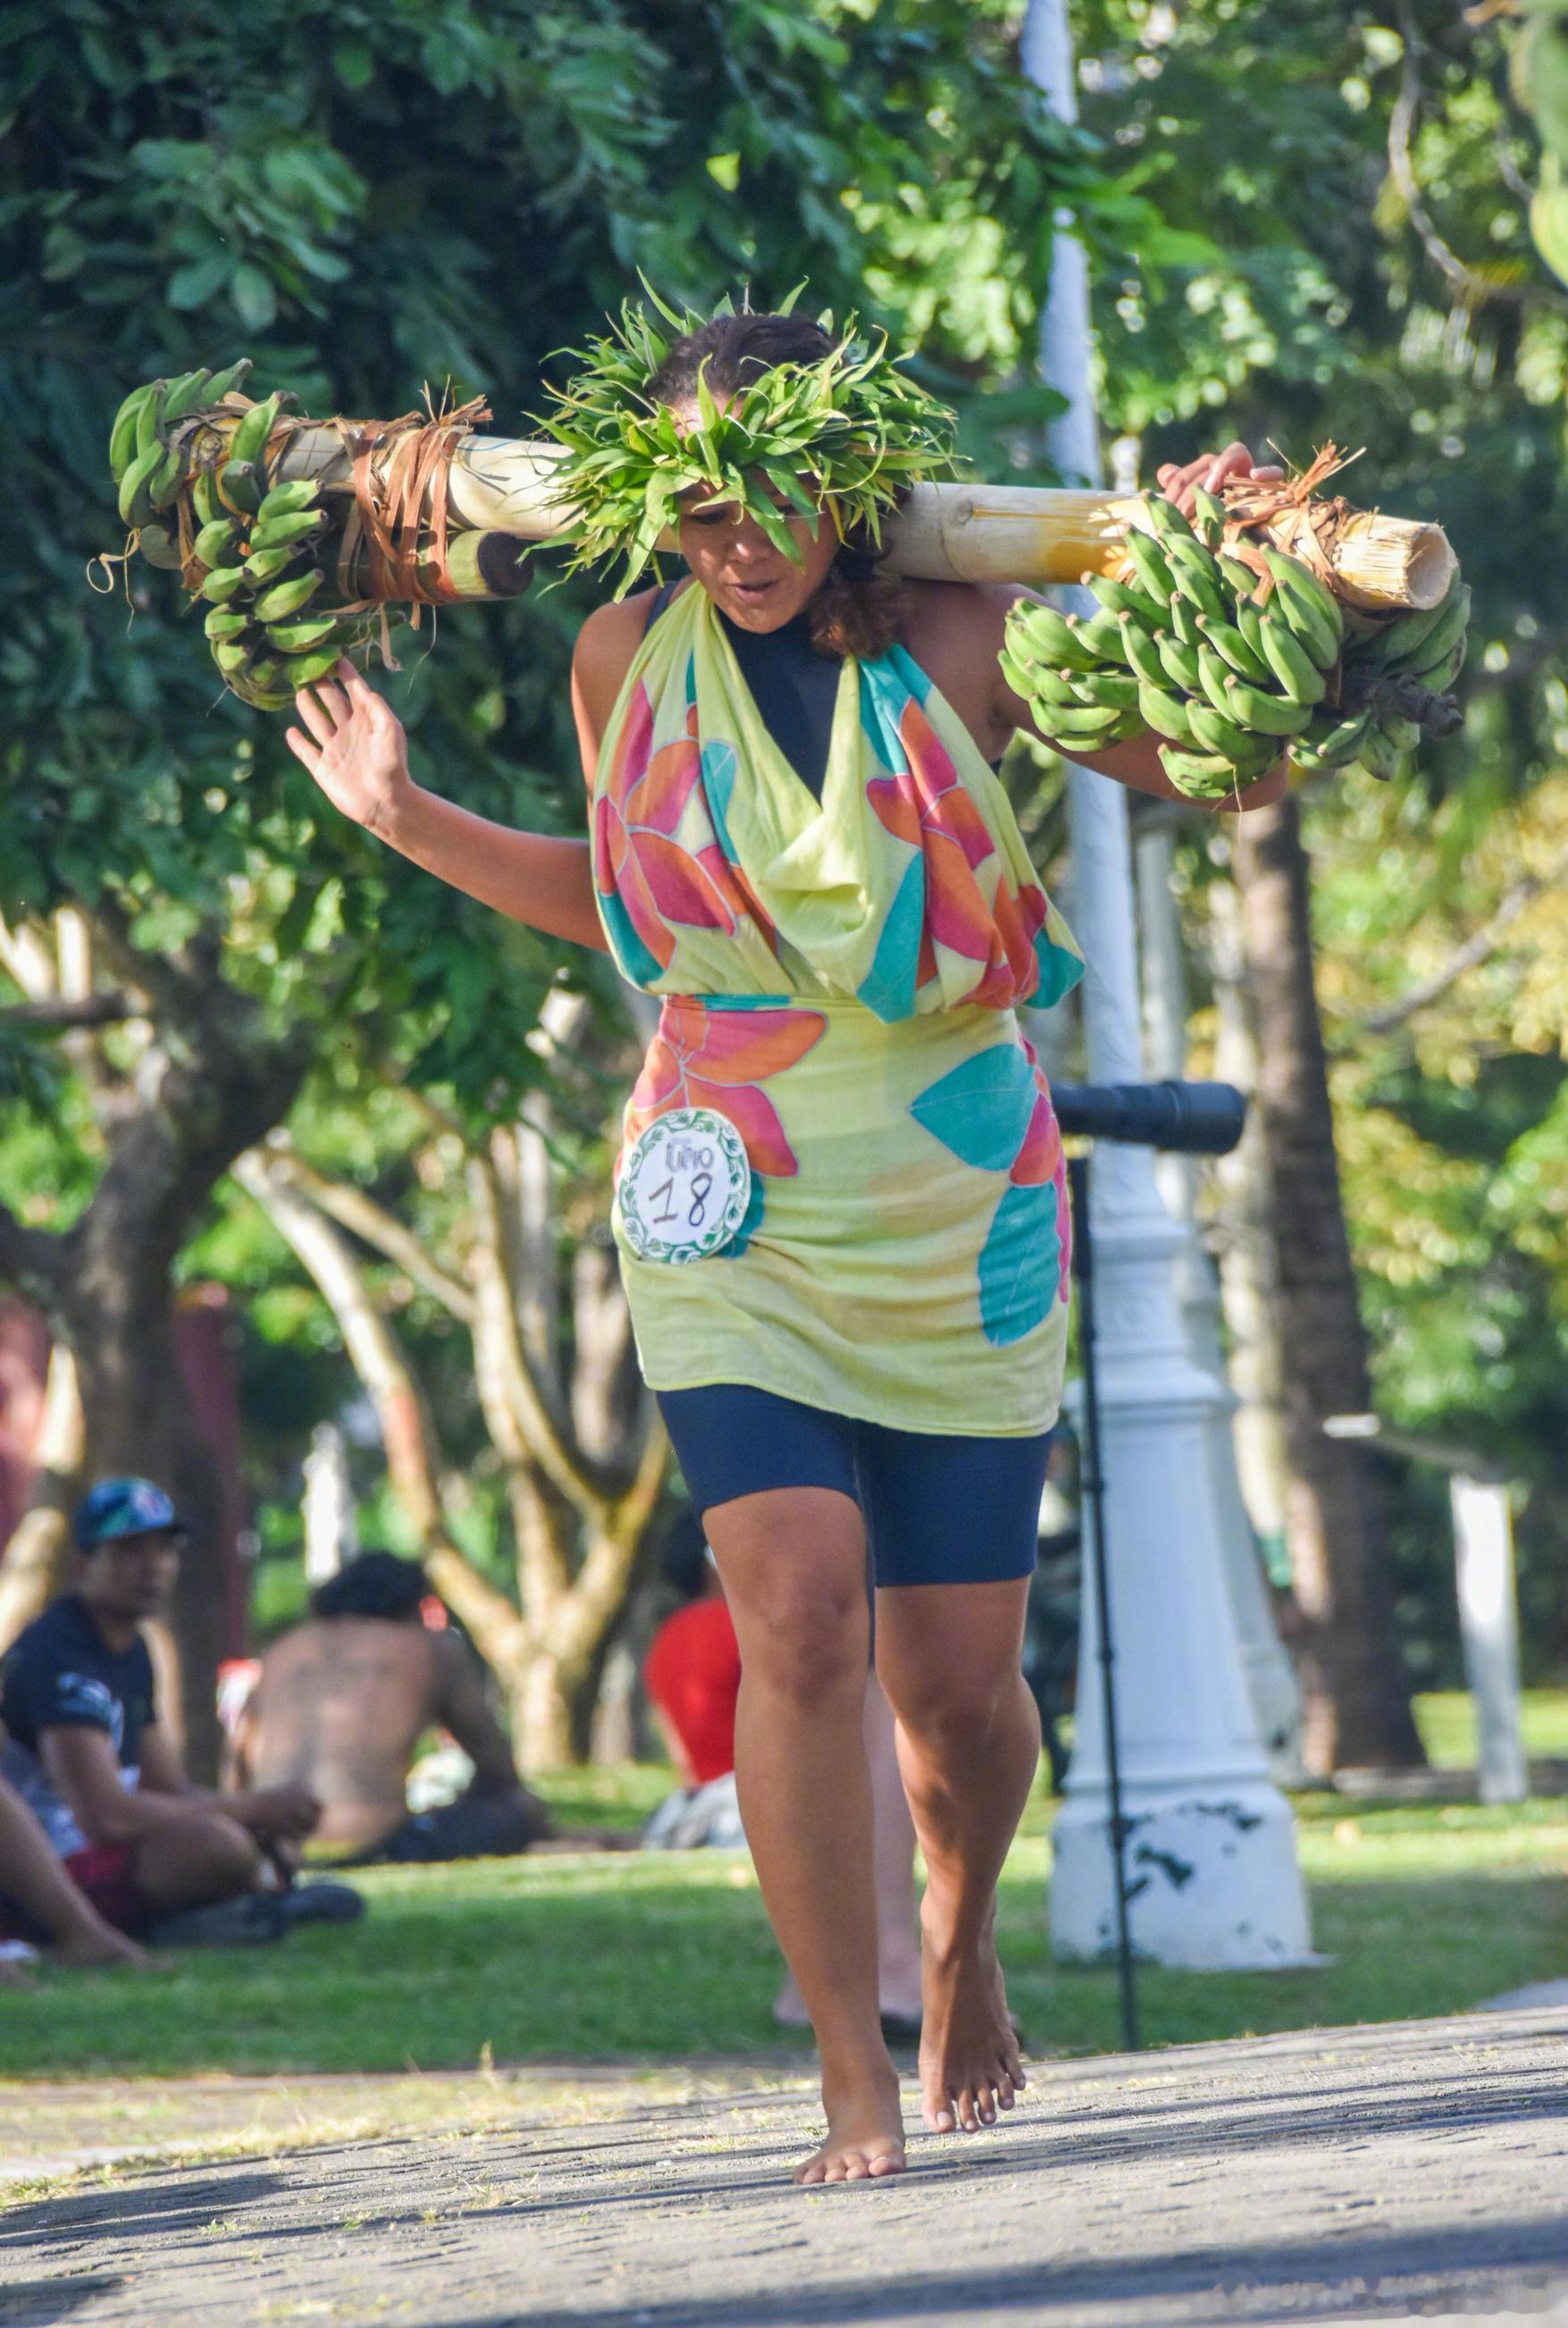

{"left": 1002, "top": 481, "right": 1471, "bottom": 798}
{"left": 1002, "top": 492, "right": 1350, "bottom": 799}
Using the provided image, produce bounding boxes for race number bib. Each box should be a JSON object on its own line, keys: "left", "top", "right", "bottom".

{"left": 619, "top": 1107, "right": 752, "bottom": 1265}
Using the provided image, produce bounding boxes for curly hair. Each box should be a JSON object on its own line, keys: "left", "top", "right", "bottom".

{"left": 647, "top": 311, "right": 910, "bottom": 663}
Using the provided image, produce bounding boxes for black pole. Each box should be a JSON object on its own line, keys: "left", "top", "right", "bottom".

{"left": 1067, "top": 1150, "right": 1139, "bottom": 2053}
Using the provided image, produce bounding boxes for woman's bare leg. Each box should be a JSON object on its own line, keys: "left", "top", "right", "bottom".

{"left": 876, "top": 1577, "right": 1036, "bottom": 2135}
{"left": 704, "top": 1485, "right": 904, "bottom": 2184}
{"left": 773, "top": 1668, "right": 922, "bottom": 2028}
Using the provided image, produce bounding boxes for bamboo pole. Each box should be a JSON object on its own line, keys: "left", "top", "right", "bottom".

{"left": 272, "top": 429, "right": 1455, "bottom": 612}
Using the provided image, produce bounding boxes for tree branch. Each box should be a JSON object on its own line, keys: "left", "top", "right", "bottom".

{"left": 1349, "top": 844, "right": 1568, "bottom": 1035}
{"left": 1391, "top": 5, "right": 1568, "bottom": 314}
{"left": 257, "top": 1145, "right": 477, "bottom": 1324}
{"left": 231, "top": 1148, "right": 526, "bottom": 1660}
{"left": 0, "top": 992, "right": 136, "bottom": 1030}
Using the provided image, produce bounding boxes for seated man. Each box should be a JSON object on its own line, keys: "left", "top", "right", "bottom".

{"left": 232, "top": 1551, "right": 551, "bottom": 1863}
{"left": 0, "top": 1477, "right": 323, "bottom": 1938}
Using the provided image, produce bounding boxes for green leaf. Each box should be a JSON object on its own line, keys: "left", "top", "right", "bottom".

{"left": 230, "top": 263, "right": 278, "bottom": 330}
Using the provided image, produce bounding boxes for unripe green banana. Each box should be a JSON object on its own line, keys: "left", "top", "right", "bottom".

{"left": 252, "top": 567, "right": 323, "bottom": 623}
{"left": 1190, "top": 486, "right": 1228, "bottom": 549}
{"left": 248, "top": 508, "right": 327, "bottom": 553}
{"left": 228, "top": 392, "right": 282, "bottom": 471}
{"left": 266, "top": 613, "right": 340, "bottom": 655}
{"left": 117, "top": 443, "right": 164, "bottom": 527}
{"left": 240, "top": 542, "right": 305, "bottom": 588}
{"left": 1365, "top": 587, "right": 1452, "bottom": 667}
{"left": 1122, "top": 527, "right": 1178, "bottom": 605}
{"left": 1187, "top": 699, "right": 1264, "bottom": 762}
{"left": 1170, "top": 594, "right": 1202, "bottom": 649}
{"left": 1072, "top": 669, "right": 1142, "bottom": 710}
{"left": 1302, "top": 707, "right": 1371, "bottom": 762}
{"left": 162, "top": 366, "right": 213, "bottom": 424}
{"left": 246, "top": 655, "right": 286, "bottom": 693}
{"left": 1014, "top": 604, "right": 1102, "bottom": 672}
{"left": 1145, "top": 492, "right": 1198, "bottom": 547}
{"left": 1217, "top": 551, "right": 1262, "bottom": 603}
{"left": 135, "top": 383, "right": 167, "bottom": 458}
{"left": 1163, "top": 534, "right": 1229, "bottom": 625}
{"left": 1041, "top": 702, "right": 1122, "bottom": 741}
{"left": 1383, "top": 714, "right": 1422, "bottom": 752}
{"left": 1237, "top": 597, "right": 1269, "bottom": 666}
{"left": 1196, "top": 643, "right": 1243, "bottom": 718}
{"left": 1397, "top": 584, "right": 1471, "bottom": 677}
{"left": 1090, "top": 573, "right": 1168, "bottom": 627}
{"left": 1195, "top": 611, "right": 1271, "bottom": 686}
{"left": 1002, "top": 653, "right": 1084, "bottom": 710}
{"left": 191, "top": 470, "right": 224, "bottom": 530}
{"left": 108, "top": 387, "right": 154, "bottom": 480}
{"left": 1359, "top": 724, "right": 1405, "bottom": 782}
{"left": 1410, "top": 638, "right": 1465, "bottom": 691}
{"left": 199, "top": 562, "right": 251, "bottom": 605}
{"left": 205, "top": 606, "right": 252, "bottom": 642}
{"left": 203, "top": 357, "right": 255, "bottom": 405}
{"left": 1262, "top": 550, "right": 1343, "bottom": 665}
{"left": 1258, "top": 609, "right": 1328, "bottom": 704}
{"left": 214, "top": 636, "right": 256, "bottom": 675}
{"left": 147, "top": 441, "right": 184, "bottom": 509}
{"left": 1119, "top": 618, "right": 1169, "bottom": 690}
{"left": 1262, "top": 547, "right": 1343, "bottom": 638}
{"left": 193, "top": 518, "right": 240, "bottom": 569}
{"left": 280, "top": 644, "right": 347, "bottom": 689}
{"left": 256, "top": 478, "right": 320, "bottom": 522}
{"left": 1156, "top": 634, "right": 1203, "bottom": 694}
{"left": 1161, "top": 747, "right": 1244, "bottom": 801}
{"left": 1221, "top": 677, "right": 1315, "bottom": 737}
{"left": 1137, "top": 684, "right": 1198, "bottom": 744}
{"left": 1069, "top": 608, "right": 1132, "bottom": 663}
{"left": 218, "top": 460, "right": 263, "bottom": 517}
{"left": 138, "top": 523, "right": 181, "bottom": 571}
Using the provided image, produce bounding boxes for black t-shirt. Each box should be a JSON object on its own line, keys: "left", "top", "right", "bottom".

{"left": 0, "top": 1593, "right": 155, "bottom": 1771}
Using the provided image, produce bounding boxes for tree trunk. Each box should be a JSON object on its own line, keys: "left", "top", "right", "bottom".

{"left": 0, "top": 1340, "right": 85, "bottom": 1651}
{"left": 1231, "top": 797, "right": 1425, "bottom": 1773}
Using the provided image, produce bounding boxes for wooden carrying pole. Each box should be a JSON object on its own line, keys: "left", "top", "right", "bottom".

{"left": 273, "top": 429, "right": 1456, "bottom": 613}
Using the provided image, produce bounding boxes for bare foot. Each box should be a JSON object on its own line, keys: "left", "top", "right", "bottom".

{"left": 918, "top": 1899, "right": 1026, "bottom": 2135}
{"left": 793, "top": 2063, "right": 907, "bottom": 2185}
{"left": 52, "top": 1924, "right": 157, "bottom": 1972}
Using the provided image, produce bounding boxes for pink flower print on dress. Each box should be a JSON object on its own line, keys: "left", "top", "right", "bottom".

{"left": 625, "top": 1005, "right": 826, "bottom": 1181}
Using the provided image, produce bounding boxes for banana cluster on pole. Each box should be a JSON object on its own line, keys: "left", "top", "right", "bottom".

{"left": 108, "top": 362, "right": 376, "bottom": 710}
{"left": 1002, "top": 489, "right": 1468, "bottom": 801}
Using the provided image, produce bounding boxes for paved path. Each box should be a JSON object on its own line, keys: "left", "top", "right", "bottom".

{"left": 4, "top": 2006, "right": 1568, "bottom": 2327}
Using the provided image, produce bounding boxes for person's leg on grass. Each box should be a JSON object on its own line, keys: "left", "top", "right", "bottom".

{"left": 0, "top": 1777, "right": 150, "bottom": 1968}
{"left": 772, "top": 1667, "right": 922, "bottom": 2032}
{"left": 704, "top": 1484, "right": 904, "bottom": 2184}
{"left": 876, "top": 1576, "right": 1037, "bottom": 2136}
{"left": 130, "top": 1812, "right": 266, "bottom": 1915}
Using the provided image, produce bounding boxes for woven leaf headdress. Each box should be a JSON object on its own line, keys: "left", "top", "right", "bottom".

{"left": 540, "top": 284, "right": 959, "bottom": 595}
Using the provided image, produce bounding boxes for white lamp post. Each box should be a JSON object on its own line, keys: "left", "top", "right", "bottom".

{"left": 1022, "top": 0, "right": 1312, "bottom": 1966}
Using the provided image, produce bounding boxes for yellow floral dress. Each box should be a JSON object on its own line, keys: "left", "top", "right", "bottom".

{"left": 591, "top": 584, "right": 1084, "bottom": 1437}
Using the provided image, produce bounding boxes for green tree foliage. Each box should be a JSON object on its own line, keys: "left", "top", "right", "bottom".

{"left": 1073, "top": 0, "right": 1568, "bottom": 1677}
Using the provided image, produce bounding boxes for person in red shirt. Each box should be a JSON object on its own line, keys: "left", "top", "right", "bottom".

{"left": 643, "top": 1514, "right": 923, "bottom": 2039}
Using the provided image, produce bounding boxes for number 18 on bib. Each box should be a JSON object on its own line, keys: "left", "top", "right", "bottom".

{"left": 618, "top": 1107, "right": 753, "bottom": 1265}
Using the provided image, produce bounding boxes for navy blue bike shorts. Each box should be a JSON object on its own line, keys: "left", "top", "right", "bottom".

{"left": 656, "top": 1383, "right": 1052, "bottom": 1589}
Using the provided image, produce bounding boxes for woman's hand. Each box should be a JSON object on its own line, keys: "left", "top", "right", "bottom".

{"left": 1155, "top": 442, "right": 1283, "bottom": 517}
{"left": 284, "top": 660, "right": 415, "bottom": 841}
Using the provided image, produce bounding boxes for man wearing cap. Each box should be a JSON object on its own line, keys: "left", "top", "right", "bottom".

{"left": 0, "top": 1476, "right": 323, "bottom": 1937}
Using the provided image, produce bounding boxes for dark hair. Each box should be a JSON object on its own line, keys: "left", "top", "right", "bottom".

{"left": 310, "top": 1550, "right": 430, "bottom": 1624}
{"left": 647, "top": 310, "right": 909, "bottom": 662}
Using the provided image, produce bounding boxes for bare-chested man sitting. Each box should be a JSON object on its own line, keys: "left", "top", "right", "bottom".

{"left": 232, "top": 1551, "right": 551, "bottom": 1863}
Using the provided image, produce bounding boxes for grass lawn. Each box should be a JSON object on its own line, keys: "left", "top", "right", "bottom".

{"left": 5, "top": 1736, "right": 1566, "bottom": 2082}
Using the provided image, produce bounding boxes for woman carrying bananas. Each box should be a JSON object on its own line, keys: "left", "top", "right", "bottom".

{"left": 284, "top": 294, "right": 1287, "bottom": 2185}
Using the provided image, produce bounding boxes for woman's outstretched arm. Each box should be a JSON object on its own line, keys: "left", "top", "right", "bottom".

{"left": 285, "top": 660, "right": 608, "bottom": 951}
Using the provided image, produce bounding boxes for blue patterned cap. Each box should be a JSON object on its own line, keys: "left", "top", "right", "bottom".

{"left": 74, "top": 1476, "right": 189, "bottom": 1551}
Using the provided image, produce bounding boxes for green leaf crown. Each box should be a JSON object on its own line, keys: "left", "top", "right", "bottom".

{"left": 539, "top": 285, "right": 960, "bottom": 595}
